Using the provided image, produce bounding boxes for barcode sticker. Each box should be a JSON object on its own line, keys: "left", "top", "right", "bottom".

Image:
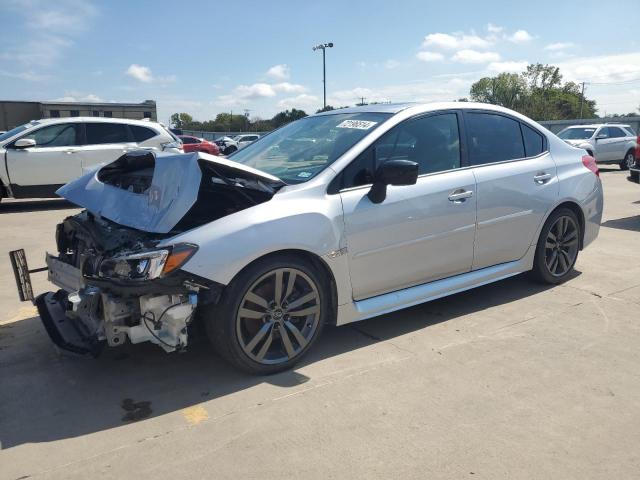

{"left": 336, "top": 120, "right": 378, "bottom": 130}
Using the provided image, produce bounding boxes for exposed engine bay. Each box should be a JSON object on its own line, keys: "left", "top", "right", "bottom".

{"left": 31, "top": 151, "right": 284, "bottom": 355}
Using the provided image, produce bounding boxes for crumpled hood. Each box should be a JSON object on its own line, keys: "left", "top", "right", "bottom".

{"left": 56, "top": 150, "right": 283, "bottom": 234}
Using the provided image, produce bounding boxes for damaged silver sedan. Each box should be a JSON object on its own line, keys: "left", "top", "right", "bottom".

{"left": 11, "top": 103, "right": 602, "bottom": 374}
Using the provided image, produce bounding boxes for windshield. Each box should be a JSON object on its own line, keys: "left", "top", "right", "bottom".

{"left": 229, "top": 112, "right": 392, "bottom": 184}
{"left": 558, "top": 127, "right": 596, "bottom": 140}
{"left": 0, "top": 121, "right": 40, "bottom": 143}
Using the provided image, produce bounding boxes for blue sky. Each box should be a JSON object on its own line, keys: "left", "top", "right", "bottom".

{"left": 1, "top": 0, "right": 639, "bottom": 124}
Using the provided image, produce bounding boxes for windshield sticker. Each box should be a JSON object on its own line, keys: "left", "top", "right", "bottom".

{"left": 297, "top": 171, "right": 313, "bottom": 178}
{"left": 336, "top": 120, "right": 378, "bottom": 130}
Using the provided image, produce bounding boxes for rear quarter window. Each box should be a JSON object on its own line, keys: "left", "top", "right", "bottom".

{"left": 521, "top": 123, "right": 545, "bottom": 157}
{"left": 130, "top": 125, "right": 158, "bottom": 142}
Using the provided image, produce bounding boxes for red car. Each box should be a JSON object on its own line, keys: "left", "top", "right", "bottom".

{"left": 178, "top": 135, "right": 220, "bottom": 155}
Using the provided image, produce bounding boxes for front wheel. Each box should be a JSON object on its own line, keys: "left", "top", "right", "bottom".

{"left": 621, "top": 150, "right": 635, "bottom": 170}
{"left": 204, "top": 254, "right": 330, "bottom": 374}
{"left": 224, "top": 145, "right": 237, "bottom": 155}
{"left": 531, "top": 208, "right": 580, "bottom": 284}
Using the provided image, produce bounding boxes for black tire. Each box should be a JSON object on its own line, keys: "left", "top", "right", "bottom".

{"left": 224, "top": 145, "right": 237, "bottom": 155}
{"left": 531, "top": 207, "right": 581, "bottom": 284}
{"left": 620, "top": 149, "right": 634, "bottom": 171}
{"left": 203, "top": 253, "right": 331, "bottom": 374}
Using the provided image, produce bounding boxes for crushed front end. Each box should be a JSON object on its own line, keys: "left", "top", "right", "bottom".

{"left": 37, "top": 211, "right": 220, "bottom": 356}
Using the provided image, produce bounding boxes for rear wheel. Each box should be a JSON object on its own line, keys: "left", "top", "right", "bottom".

{"left": 204, "top": 254, "right": 330, "bottom": 374}
{"left": 621, "top": 150, "right": 634, "bottom": 170}
{"left": 532, "top": 208, "right": 580, "bottom": 284}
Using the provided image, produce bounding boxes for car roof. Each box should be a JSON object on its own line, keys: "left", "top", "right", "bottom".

{"left": 28, "top": 116, "right": 163, "bottom": 127}
{"left": 564, "top": 124, "right": 631, "bottom": 129}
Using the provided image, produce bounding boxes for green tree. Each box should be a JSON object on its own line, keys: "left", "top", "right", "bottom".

{"left": 316, "top": 105, "right": 335, "bottom": 113}
{"left": 469, "top": 63, "right": 597, "bottom": 121}
{"left": 271, "top": 109, "right": 308, "bottom": 128}
{"left": 170, "top": 113, "right": 193, "bottom": 128}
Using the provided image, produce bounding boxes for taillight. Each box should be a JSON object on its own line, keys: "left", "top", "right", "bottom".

{"left": 582, "top": 155, "right": 599, "bottom": 177}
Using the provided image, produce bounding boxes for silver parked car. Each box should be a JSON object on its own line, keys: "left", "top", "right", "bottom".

{"left": 17, "top": 103, "right": 602, "bottom": 374}
{"left": 557, "top": 123, "right": 637, "bottom": 170}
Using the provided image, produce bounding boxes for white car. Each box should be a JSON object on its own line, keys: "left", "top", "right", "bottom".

{"left": 234, "top": 134, "right": 260, "bottom": 151}
{"left": 17, "top": 103, "right": 602, "bottom": 374}
{"left": 557, "top": 124, "right": 638, "bottom": 170}
{"left": 0, "top": 117, "right": 182, "bottom": 200}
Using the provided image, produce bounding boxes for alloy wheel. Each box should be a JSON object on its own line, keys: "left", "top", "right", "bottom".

{"left": 236, "top": 268, "right": 321, "bottom": 365}
{"left": 625, "top": 152, "right": 635, "bottom": 169}
{"left": 544, "top": 215, "right": 579, "bottom": 277}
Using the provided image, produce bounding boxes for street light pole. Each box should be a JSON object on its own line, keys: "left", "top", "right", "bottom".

{"left": 313, "top": 42, "right": 333, "bottom": 109}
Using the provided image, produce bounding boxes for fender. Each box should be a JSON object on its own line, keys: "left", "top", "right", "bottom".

{"left": 163, "top": 183, "right": 354, "bottom": 307}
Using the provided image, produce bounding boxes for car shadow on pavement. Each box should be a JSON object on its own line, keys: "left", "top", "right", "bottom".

{"left": 0, "top": 272, "right": 565, "bottom": 449}
{"left": 0, "top": 199, "right": 77, "bottom": 214}
{"left": 601, "top": 215, "right": 640, "bottom": 233}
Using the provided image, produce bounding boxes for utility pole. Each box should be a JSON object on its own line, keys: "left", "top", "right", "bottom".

{"left": 579, "top": 82, "right": 586, "bottom": 118}
{"left": 312, "top": 42, "right": 334, "bottom": 109}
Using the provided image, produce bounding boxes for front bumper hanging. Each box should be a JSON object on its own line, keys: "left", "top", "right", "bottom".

{"left": 35, "top": 291, "right": 103, "bottom": 356}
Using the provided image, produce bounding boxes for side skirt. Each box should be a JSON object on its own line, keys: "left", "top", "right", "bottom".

{"left": 335, "top": 245, "right": 535, "bottom": 326}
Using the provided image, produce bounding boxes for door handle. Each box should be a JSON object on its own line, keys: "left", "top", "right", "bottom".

{"left": 64, "top": 149, "right": 77, "bottom": 154}
{"left": 448, "top": 189, "right": 473, "bottom": 203}
{"left": 533, "top": 172, "right": 552, "bottom": 184}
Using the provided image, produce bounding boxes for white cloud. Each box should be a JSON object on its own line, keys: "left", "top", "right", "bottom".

{"left": 507, "top": 30, "right": 533, "bottom": 43}
{"left": 277, "top": 94, "right": 320, "bottom": 109}
{"left": 125, "top": 64, "right": 175, "bottom": 84}
{"left": 544, "top": 42, "right": 574, "bottom": 51}
{"left": 272, "top": 82, "right": 306, "bottom": 93}
{"left": 488, "top": 61, "right": 528, "bottom": 73}
{"left": 558, "top": 52, "right": 640, "bottom": 84}
{"left": 487, "top": 23, "right": 504, "bottom": 34}
{"left": 416, "top": 51, "right": 444, "bottom": 62}
{"left": 235, "top": 83, "right": 277, "bottom": 99}
{"left": 422, "top": 32, "right": 492, "bottom": 50}
{"left": 266, "top": 64, "right": 290, "bottom": 80}
{"left": 452, "top": 49, "right": 500, "bottom": 64}
{"left": 54, "top": 92, "right": 103, "bottom": 102}
{"left": 126, "top": 64, "right": 153, "bottom": 82}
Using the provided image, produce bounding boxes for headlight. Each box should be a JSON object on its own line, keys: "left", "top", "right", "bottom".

{"left": 98, "top": 244, "right": 198, "bottom": 281}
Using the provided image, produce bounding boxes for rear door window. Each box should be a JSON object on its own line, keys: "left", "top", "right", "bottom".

{"left": 608, "top": 127, "right": 626, "bottom": 138}
{"left": 85, "top": 123, "right": 131, "bottom": 144}
{"left": 466, "top": 112, "right": 525, "bottom": 165}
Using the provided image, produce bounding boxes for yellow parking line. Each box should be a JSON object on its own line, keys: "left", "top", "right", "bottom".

{"left": 182, "top": 405, "right": 210, "bottom": 425}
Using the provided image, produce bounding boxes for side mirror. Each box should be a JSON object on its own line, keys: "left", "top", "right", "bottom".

{"left": 595, "top": 134, "right": 607, "bottom": 141}
{"left": 14, "top": 138, "right": 36, "bottom": 149}
{"left": 367, "top": 159, "right": 419, "bottom": 204}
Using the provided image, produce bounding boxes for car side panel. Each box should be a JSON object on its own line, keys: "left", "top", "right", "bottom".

{"left": 472, "top": 153, "right": 559, "bottom": 270}
{"left": 165, "top": 184, "right": 353, "bottom": 306}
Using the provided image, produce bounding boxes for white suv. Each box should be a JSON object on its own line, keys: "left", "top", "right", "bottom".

{"left": 0, "top": 117, "right": 182, "bottom": 200}
{"left": 557, "top": 124, "right": 637, "bottom": 170}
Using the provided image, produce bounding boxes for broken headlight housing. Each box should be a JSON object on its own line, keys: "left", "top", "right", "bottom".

{"left": 98, "top": 244, "right": 198, "bottom": 281}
